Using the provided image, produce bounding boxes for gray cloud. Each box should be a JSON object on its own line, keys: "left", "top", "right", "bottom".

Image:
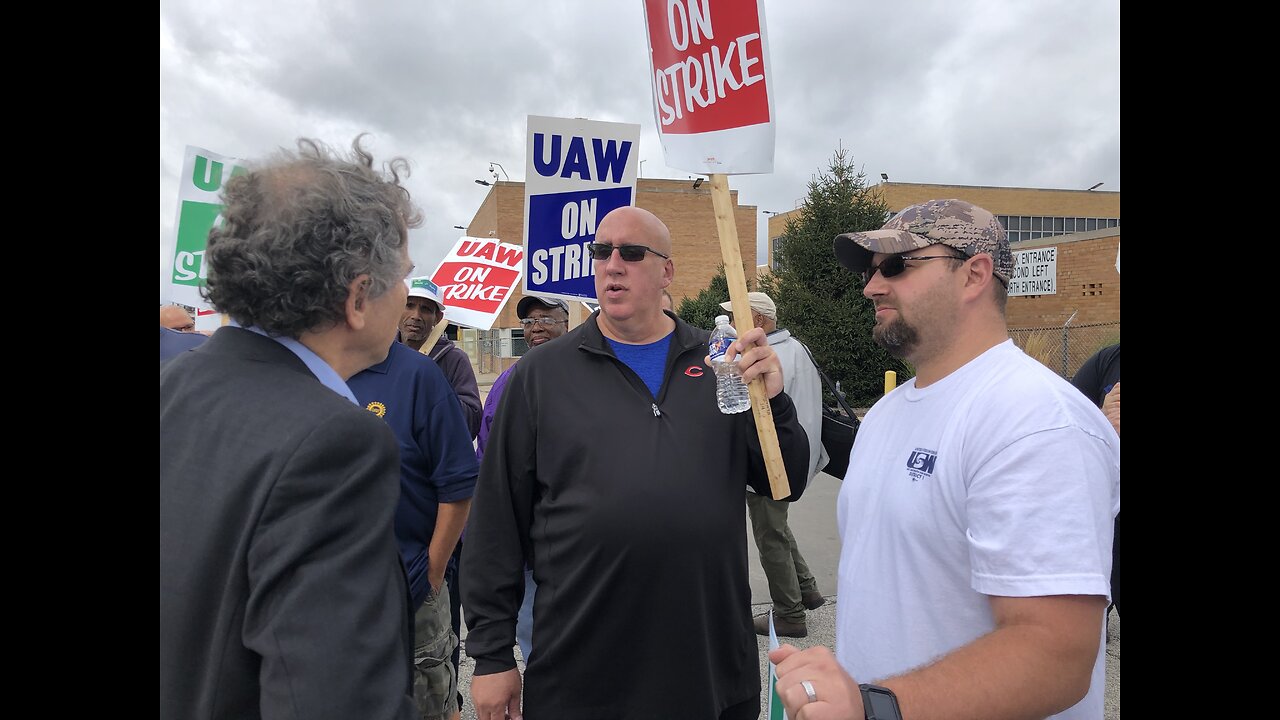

{"left": 161, "top": 0, "right": 1119, "bottom": 300}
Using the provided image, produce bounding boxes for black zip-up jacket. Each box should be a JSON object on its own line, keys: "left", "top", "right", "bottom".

{"left": 462, "top": 312, "right": 809, "bottom": 720}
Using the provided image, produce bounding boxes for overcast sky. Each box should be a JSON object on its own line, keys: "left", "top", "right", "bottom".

{"left": 160, "top": 0, "right": 1120, "bottom": 302}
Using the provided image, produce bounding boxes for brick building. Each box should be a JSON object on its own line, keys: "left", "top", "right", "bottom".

{"left": 765, "top": 182, "right": 1120, "bottom": 377}
{"left": 1005, "top": 228, "right": 1120, "bottom": 327}
{"left": 457, "top": 178, "right": 757, "bottom": 370}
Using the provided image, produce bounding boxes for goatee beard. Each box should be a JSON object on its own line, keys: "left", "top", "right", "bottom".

{"left": 873, "top": 318, "right": 918, "bottom": 359}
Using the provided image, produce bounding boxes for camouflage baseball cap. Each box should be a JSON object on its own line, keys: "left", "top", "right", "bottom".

{"left": 833, "top": 199, "right": 1013, "bottom": 284}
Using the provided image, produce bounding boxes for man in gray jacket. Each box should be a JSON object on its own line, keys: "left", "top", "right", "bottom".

{"left": 722, "top": 291, "right": 828, "bottom": 638}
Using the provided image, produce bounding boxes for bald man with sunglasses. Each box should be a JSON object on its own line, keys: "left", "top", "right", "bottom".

{"left": 770, "top": 199, "right": 1119, "bottom": 720}
{"left": 464, "top": 206, "right": 811, "bottom": 720}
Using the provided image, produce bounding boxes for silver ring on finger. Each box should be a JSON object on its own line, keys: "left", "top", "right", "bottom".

{"left": 801, "top": 679, "right": 818, "bottom": 704}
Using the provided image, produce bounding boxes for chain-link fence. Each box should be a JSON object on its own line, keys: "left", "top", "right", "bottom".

{"left": 1010, "top": 320, "right": 1120, "bottom": 380}
{"left": 468, "top": 329, "right": 498, "bottom": 375}
{"left": 460, "top": 328, "right": 528, "bottom": 375}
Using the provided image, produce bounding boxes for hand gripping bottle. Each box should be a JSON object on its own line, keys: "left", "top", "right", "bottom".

{"left": 709, "top": 315, "right": 751, "bottom": 414}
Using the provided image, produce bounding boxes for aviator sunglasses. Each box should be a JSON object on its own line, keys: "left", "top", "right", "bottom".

{"left": 586, "top": 242, "right": 670, "bottom": 262}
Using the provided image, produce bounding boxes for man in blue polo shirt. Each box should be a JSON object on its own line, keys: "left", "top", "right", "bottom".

{"left": 349, "top": 336, "right": 480, "bottom": 720}
{"left": 159, "top": 326, "right": 206, "bottom": 361}
{"left": 401, "top": 277, "right": 481, "bottom": 439}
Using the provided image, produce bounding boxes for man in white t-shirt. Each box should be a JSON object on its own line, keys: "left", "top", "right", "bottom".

{"left": 770, "top": 199, "right": 1120, "bottom": 720}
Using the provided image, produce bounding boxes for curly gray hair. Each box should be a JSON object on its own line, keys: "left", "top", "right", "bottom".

{"left": 203, "top": 136, "right": 423, "bottom": 337}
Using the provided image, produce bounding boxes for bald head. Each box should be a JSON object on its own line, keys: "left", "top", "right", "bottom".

{"left": 593, "top": 206, "right": 675, "bottom": 343}
{"left": 596, "top": 206, "right": 672, "bottom": 256}
{"left": 161, "top": 305, "right": 196, "bottom": 332}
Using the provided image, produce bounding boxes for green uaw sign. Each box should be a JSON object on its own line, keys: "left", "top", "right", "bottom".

{"left": 167, "top": 146, "right": 246, "bottom": 310}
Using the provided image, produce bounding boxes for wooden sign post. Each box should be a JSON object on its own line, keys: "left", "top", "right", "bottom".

{"left": 708, "top": 174, "right": 790, "bottom": 500}
{"left": 417, "top": 321, "right": 449, "bottom": 358}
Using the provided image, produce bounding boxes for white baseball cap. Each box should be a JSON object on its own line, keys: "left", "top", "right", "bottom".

{"left": 406, "top": 276, "right": 446, "bottom": 313}
{"left": 719, "top": 291, "right": 776, "bottom": 320}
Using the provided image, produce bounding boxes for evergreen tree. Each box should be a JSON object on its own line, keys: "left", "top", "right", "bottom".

{"left": 758, "top": 146, "right": 913, "bottom": 407}
{"left": 675, "top": 265, "right": 742, "bottom": 331}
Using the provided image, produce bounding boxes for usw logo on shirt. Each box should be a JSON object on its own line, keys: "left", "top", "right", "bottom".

{"left": 906, "top": 448, "right": 938, "bottom": 482}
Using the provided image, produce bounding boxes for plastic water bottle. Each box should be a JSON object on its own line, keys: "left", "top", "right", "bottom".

{"left": 709, "top": 315, "right": 751, "bottom": 414}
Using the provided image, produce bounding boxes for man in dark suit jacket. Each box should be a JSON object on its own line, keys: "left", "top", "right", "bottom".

{"left": 160, "top": 137, "right": 422, "bottom": 720}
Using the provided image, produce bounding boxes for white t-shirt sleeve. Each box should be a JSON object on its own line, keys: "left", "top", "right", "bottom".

{"left": 964, "top": 425, "right": 1115, "bottom": 600}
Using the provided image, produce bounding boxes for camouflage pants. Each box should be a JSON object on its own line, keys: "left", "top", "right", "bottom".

{"left": 413, "top": 581, "right": 459, "bottom": 720}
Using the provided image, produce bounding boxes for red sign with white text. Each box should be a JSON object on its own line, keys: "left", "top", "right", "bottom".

{"left": 433, "top": 262, "right": 519, "bottom": 313}
{"left": 643, "top": 0, "right": 770, "bottom": 135}
{"left": 428, "top": 237, "right": 525, "bottom": 330}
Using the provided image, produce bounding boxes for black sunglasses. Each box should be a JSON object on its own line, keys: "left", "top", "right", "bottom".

{"left": 587, "top": 242, "right": 670, "bottom": 262}
{"left": 861, "top": 253, "right": 965, "bottom": 285}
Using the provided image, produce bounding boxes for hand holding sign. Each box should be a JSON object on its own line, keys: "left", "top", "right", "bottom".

{"left": 643, "top": 1, "right": 788, "bottom": 497}
{"left": 722, "top": 326, "right": 785, "bottom": 398}
{"left": 709, "top": 175, "right": 790, "bottom": 498}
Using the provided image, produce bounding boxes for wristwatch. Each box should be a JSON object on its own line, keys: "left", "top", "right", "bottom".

{"left": 860, "top": 683, "right": 903, "bottom": 720}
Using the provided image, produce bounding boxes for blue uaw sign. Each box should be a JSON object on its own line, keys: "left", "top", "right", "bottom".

{"left": 524, "top": 115, "right": 640, "bottom": 302}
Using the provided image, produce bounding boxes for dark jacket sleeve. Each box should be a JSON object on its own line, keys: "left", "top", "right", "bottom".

{"left": 243, "top": 412, "right": 415, "bottom": 720}
{"left": 440, "top": 348, "right": 483, "bottom": 440}
{"left": 1071, "top": 351, "right": 1104, "bottom": 406}
{"left": 460, "top": 365, "right": 536, "bottom": 675}
{"left": 744, "top": 391, "right": 810, "bottom": 502}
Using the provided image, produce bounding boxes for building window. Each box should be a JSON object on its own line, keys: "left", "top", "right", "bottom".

{"left": 992, "top": 213, "right": 1121, "bottom": 244}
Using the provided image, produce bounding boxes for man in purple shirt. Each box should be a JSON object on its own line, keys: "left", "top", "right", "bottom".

{"left": 477, "top": 296, "right": 569, "bottom": 453}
